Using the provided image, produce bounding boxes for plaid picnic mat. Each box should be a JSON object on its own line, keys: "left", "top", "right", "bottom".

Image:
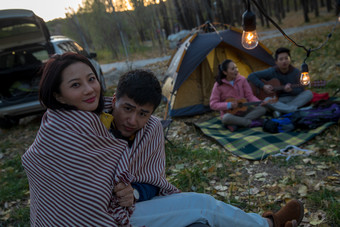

{"left": 195, "top": 117, "right": 334, "bottom": 160}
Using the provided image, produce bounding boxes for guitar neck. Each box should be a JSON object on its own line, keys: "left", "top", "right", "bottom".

{"left": 241, "top": 101, "right": 262, "bottom": 106}
{"left": 274, "top": 81, "right": 326, "bottom": 91}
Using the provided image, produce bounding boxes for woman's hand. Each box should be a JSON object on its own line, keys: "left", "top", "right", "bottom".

{"left": 114, "top": 182, "right": 134, "bottom": 207}
{"left": 261, "top": 96, "right": 277, "bottom": 105}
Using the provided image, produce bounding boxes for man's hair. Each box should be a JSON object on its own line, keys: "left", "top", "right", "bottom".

{"left": 274, "top": 47, "right": 291, "bottom": 60}
{"left": 116, "top": 69, "right": 162, "bottom": 111}
{"left": 39, "top": 52, "right": 104, "bottom": 114}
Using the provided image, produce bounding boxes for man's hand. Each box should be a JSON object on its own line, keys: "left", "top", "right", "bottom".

{"left": 284, "top": 83, "right": 292, "bottom": 92}
{"left": 114, "top": 183, "right": 134, "bottom": 207}
{"left": 263, "top": 84, "right": 275, "bottom": 95}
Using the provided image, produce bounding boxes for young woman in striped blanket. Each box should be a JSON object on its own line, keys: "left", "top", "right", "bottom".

{"left": 22, "top": 52, "right": 304, "bottom": 227}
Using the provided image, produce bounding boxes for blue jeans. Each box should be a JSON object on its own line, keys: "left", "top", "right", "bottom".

{"left": 269, "top": 90, "right": 313, "bottom": 113}
{"left": 130, "top": 192, "right": 268, "bottom": 227}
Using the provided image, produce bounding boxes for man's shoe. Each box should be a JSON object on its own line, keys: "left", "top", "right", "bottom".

{"left": 273, "top": 111, "right": 281, "bottom": 118}
{"left": 262, "top": 200, "right": 304, "bottom": 227}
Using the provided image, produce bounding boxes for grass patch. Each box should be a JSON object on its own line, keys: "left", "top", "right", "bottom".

{"left": 0, "top": 154, "right": 29, "bottom": 205}
{"left": 306, "top": 189, "right": 340, "bottom": 224}
{"left": 165, "top": 143, "right": 233, "bottom": 192}
{"left": 2, "top": 207, "right": 30, "bottom": 227}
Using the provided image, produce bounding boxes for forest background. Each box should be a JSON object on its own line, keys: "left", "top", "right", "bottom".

{"left": 47, "top": 0, "right": 340, "bottom": 63}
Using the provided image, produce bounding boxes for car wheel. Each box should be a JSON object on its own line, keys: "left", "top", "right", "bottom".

{"left": 0, "top": 117, "right": 19, "bottom": 129}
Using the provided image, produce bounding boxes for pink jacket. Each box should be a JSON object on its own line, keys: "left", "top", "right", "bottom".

{"left": 210, "top": 74, "right": 260, "bottom": 118}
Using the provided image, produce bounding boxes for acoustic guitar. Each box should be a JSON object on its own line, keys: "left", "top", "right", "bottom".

{"left": 249, "top": 78, "right": 327, "bottom": 100}
{"left": 224, "top": 97, "right": 277, "bottom": 115}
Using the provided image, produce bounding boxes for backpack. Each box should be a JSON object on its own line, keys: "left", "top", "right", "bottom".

{"left": 263, "top": 114, "right": 295, "bottom": 133}
{"left": 263, "top": 103, "right": 340, "bottom": 133}
{"left": 291, "top": 103, "right": 340, "bottom": 130}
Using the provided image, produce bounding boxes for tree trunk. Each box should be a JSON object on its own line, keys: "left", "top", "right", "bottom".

{"left": 280, "top": 0, "right": 286, "bottom": 19}
{"left": 151, "top": 1, "right": 166, "bottom": 55}
{"left": 234, "top": 0, "right": 242, "bottom": 26}
{"left": 191, "top": 0, "right": 201, "bottom": 27}
{"left": 258, "top": 0, "right": 265, "bottom": 27}
{"left": 265, "top": 0, "right": 273, "bottom": 17}
{"left": 196, "top": 2, "right": 205, "bottom": 26}
{"left": 294, "top": 0, "right": 298, "bottom": 11}
{"left": 159, "top": 0, "right": 171, "bottom": 38}
{"left": 258, "top": 0, "right": 270, "bottom": 28}
{"left": 286, "top": 0, "right": 290, "bottom": 12}
{"left": 216, "top": 0, "right": 227, "bottom": 23}
{"left": 227, "top": 0, "right": 235, "bottom": 26}
{"left": 336, "top": 0, "right": 340, "bottom": 16}
{"left": 275, "top": 1, "right": 282, "bottom": 23}
{"left": 204, "top": 0, "right": 214, "bottom": 22}
{"left": 173, "top": 0, "right": 189, "bottom": 29}
{"left": 301, "top": 0, "right": 310, "bottom": 22}
{"left": 320, "top": 0, "right": 325, "bottom": 7}
{"left": 326, "top": 0, "right": 333, "bottom": 12}
{"left": 312, "top": 0, "right": 319, "bottom": 17}
{"left": 183, "top": 1, "right": 196, "bottom": 29}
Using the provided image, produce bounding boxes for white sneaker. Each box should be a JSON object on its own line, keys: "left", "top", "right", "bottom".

{"left": 273, "top": 111, "right": 281, "bottom": 118}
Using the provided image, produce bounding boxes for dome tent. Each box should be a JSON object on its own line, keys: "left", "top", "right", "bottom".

{"left": 162, "top": 25, "right": 275, "bottom": 117}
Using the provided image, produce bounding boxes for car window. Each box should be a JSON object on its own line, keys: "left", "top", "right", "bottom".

{"left": 0, "top": 22, "right": 47, "bottom": 50}
{"left": 57, "top": 42, "right": 71, "bottom": 53}
{"left": 32, "top": 50, "right": 49, "bottom": 63}
{"left": 72, "top": 42, "right": 84, "bottom": 53}
{"left": 0, "top": 23, "right": 39, "bottom": 39}
{"left": 65, "top": 42, "right": 78, "bottom": 53}
{"left": 57, "top": 41, "right": 88, "bottom": 56}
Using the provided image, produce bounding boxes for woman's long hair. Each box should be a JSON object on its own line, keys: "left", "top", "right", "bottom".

{"left": 215, "top": 59, "right": 232, "bottom": 85}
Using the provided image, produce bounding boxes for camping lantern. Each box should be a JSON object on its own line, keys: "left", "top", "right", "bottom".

{"left": 300, "top": 62, "right": 310, "bottom": 86}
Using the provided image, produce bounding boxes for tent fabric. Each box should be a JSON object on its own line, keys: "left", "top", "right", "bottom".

{"left": 163, "top": 28, "right": 275, "bottom": 117}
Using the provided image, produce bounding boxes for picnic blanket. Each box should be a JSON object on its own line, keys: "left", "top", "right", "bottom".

{"left": 195, "top": 117, "right": 334, "bottom": 160}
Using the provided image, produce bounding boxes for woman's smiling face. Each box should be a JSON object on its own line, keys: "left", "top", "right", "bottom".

{"left": 223, "top": 61, "right": 238, "bottom": 81}
{"left": 55, "top": 62, "right": 101, "bottom": 112}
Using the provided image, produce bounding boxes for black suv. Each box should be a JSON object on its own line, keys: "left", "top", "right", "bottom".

{"left": 0, "top": 9, "right": 106, "bottom": 128}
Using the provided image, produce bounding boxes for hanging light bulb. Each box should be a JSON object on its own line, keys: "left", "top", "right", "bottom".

{"left": 242, "top": 8, "right": 259, "bottom": 50}
{"left": 242, "top": 30, "right": 259, "bottom": 49}
{"left": 300, "top": 62, "right": 310, "bottom": 86}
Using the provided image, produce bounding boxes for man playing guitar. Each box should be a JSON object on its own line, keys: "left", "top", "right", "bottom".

{"left": 248, "top": 47, "right": 313, "bottom": 118}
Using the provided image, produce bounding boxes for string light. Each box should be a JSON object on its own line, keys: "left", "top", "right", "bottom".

{"left": 300, "top": 62, "right": 310, "bottom": 86}
{"left": 242, "top": 0, "right": 338, "bottom": 85}
{"left": 241, "top": 1, "right": 258, "bottom": 49}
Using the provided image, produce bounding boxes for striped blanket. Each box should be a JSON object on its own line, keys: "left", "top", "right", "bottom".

{"left": 22, "top": 108, "right": 179, "bottom": 226}
{"left": 195, "top": 117, "right": 333, "bottom": 160}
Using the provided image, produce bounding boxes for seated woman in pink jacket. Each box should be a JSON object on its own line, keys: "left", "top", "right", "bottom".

{"left": 210, "top": 59, "right": 270, "bottom": 131}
